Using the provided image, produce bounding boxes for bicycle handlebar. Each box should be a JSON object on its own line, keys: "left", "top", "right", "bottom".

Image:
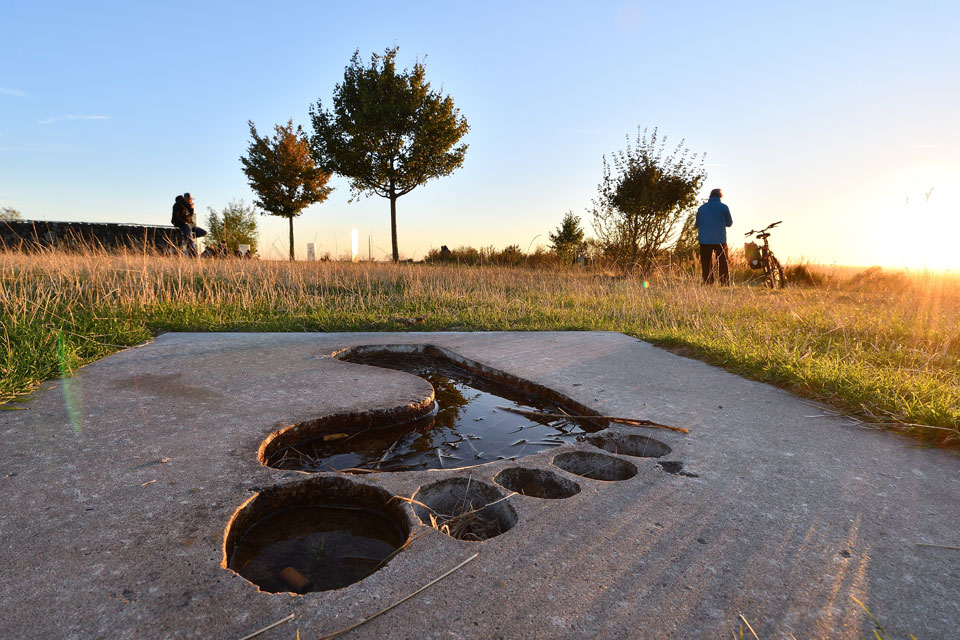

{"left": 744, "top": 221, "right": 783, "bottom": 237}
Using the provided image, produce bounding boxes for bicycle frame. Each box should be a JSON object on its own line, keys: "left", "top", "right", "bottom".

{"left": 744, "top": 221, "right": 786, "bottom": 288}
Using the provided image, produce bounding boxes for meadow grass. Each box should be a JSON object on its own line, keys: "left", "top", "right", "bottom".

{"left": 2, "top": 250, "right": 958, "bottom": 445}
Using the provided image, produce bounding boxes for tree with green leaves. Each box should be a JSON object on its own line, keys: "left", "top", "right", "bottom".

{"left": 592, "top": 127, "right": 705, "bottom": 271}
{"left": 240, "top": 119, "right": 332, "bottom": 260}
{"left": 0, "top": 207, "right": 22, "bottom": 220}
{"left": 549, "top": 211, "right": 586, "bottom": 264}
{"left": 204, "top": 200, "right": 259, "bottom": 255}
{"left": 309, "top": 47, "right": 469, "bottom": 262}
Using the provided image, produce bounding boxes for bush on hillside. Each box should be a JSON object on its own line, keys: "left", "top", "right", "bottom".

{"left": 785, "top": 263, "right": 828, "bottom": 287}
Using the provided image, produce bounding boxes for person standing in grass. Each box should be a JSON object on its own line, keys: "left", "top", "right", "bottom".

{"left": 695, "top": 188, "right": 733, "bottom": 285}
{"left": 171, "top": 192, "right": 207, "bottom": 257}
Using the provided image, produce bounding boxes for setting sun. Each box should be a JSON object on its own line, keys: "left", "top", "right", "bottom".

{"left": 877, "top": 165, "right": 959, "bottom": 270}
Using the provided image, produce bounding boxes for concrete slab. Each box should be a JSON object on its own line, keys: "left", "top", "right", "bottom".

{"left": 1, "top": 331, "right": 957, "bottom": 639}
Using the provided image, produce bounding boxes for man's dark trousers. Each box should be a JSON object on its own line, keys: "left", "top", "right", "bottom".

{"left": 699, "top": 243, "right": 729, "bottom": 285}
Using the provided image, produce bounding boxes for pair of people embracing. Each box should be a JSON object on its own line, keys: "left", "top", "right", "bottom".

{"left": 171, "top": 192, "right": 207, "bottom": 256}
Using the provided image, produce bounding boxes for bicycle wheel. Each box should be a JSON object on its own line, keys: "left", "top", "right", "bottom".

{"left": 766, "top": 257, "right": 786, "bottom": 289}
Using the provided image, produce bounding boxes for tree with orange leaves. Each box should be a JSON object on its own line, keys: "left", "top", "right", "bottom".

{"left": 240, "top": 119, "right": 333, "bottom": 260}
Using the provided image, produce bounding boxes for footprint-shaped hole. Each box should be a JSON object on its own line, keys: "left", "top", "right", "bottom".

{"left": 223, "top": 477, "right": 409, "bottom": 593}
{"left": 494, "top": 467, "right": 581, "bottom": 499}
{"left": 412, "top": 477, "right": 517, "bottom": 541}
{"left": 581, "top": 433, "right": 671, "bottom": 458}
{"left": 258, "top": 345, "right": 606, "bottom": 473}
{"left": 552, "top": 450, "right": 638, "bottom": 481}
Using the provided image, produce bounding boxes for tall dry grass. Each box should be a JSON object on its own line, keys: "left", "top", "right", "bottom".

{"left": 2, "top": 249, "right": 958, "bottom": 443}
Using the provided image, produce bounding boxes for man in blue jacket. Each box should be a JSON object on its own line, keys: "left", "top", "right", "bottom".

{"left": 695, "top": 188, "right": 733, "bottom": 285}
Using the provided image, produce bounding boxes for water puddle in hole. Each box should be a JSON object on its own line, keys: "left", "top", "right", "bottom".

{"left": 229, "top": 505, "right": 405, "bottom": 593}
{"left": 269, "top": 353, "right": 603, "bottom": 472}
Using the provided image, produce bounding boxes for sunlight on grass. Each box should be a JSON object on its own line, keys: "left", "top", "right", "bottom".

{"left": 2, "top": 250, "right": 958, "bottom": 444}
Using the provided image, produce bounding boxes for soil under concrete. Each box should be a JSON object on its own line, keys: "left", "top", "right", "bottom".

{"left": 0, "top": 332, "right": 957, "bottom": 639}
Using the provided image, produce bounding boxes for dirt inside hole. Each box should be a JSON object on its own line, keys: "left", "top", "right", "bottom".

{"left": 266, "top": 352, "right": 603, "bottom": 473}
{"left": 552, "top": 450, "right": 638, "bottom": 481}
{"left": 412, "top": 477, "right": 517, "bottom": 542}
{"left": 581, "top": 432, "right": 671, "bottom": 458}
{"left": 494, "top": 467, "right": 581, "bottom": 499}
{"left": 428, "top": 508, "right": 505, "bottom": 541}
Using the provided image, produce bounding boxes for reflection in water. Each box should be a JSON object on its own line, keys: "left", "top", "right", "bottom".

{"left": 229, "top": 505, "right": 404, "bottom": 593}
{"left": 269, "top": 353, "right": 602, "bottom": 472}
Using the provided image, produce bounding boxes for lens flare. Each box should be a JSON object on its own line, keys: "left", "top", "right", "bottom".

{"left": 57, "top": 332, "right": 83, "bottom": 434}
{"left": 642, "top": 281, "right": 650, "bottom": 289}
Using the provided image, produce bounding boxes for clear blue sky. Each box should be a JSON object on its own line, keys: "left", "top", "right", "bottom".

{"left": 2, "top": 1, "right": 958, "bottom": 268}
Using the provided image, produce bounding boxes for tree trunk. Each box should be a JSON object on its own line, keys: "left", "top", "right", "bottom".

{"left": 390, "top": 191, "right": 399, "bottom": 263}
{"left": 288, "top": 216, "right": 295, "bottom": 261}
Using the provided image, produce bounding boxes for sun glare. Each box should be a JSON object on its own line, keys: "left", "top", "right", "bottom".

{"left": 875, "top": 166, "right": 959, "bottom": 271}
{"left": 896, "top": 190, "right": 957, "bottom": 271}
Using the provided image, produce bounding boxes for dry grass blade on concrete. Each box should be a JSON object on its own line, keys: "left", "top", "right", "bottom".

{"left": 737, "top": 614, "right": 760, "bottom": 640}
{"left": 236, "top": 613, "right": 295, "bottom": 640}
{"left": 496, "top": 406, "right": 690, "bottom": 433}
{"left": 916, "top": 542, "right": 960, "bottom": 550}
{"left": 373, "top": 530, "right": 430, "bottom": 571}
{"left": 313, "top": 552, "right": 479, "bottom": 640}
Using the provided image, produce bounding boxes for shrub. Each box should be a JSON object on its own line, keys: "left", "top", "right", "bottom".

{"left": 205, "top": 200, "right": 260, "bottom": 255}
{"left": 785, "top": 263, "right": 828, "bottom": 287}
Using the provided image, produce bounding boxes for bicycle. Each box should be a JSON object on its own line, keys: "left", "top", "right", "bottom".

{"left": 744, "top": 221, "right": 787, "bottom": 289}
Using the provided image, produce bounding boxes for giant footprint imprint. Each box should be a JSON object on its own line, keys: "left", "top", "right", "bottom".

{"left": 223, "top": 344, "right": 683, "bottom": 594}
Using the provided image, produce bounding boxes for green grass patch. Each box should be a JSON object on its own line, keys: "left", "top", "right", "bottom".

{"left": 2, "top": 252, "right": 958, "bottom": 445}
